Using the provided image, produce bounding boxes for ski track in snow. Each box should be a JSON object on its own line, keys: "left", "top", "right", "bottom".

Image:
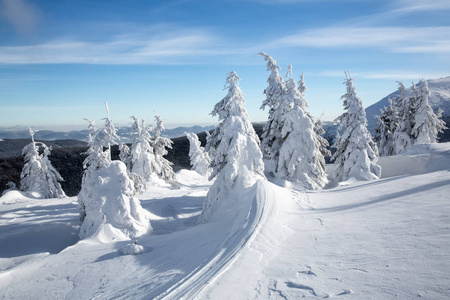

{"left": 157, "top": 181, "right": 268, "bottom": 299}
{"left": 1, "top": 144, "right": 450, "bottom": 299}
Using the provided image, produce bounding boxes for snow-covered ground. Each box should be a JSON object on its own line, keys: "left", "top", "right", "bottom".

{"left": 1, "top": 143, "right": 450, "bottom": 299}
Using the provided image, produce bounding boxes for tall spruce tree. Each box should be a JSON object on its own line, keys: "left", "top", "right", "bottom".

{"left": 410, "top": 79, "right": 447, "bottom": 144}
{"left": 258, "top": 52, "right": 288, "bottom": 175}
{"left": 297, "top": 73, "right": 331, "bottom": 159}
{"left": 277, "top": 76, "right": 328, "bottom": 189}
{"left": 151, "top": 115, "right": 175, "bottom": 181}
{"left": 128, "top": 116, "right": 157, "bottom": 179}
{"left": 200, "top": 71, "right": 264, "bottom": 222}
{"left": 392, "top": 81, "right": 413, "bottom": 154}
{"left": 185, "top": 131, "right": 211, "bottom": 177}
{"left": 332, "top": 72, "right": 381, "bottom": 181}
{"left": 374, "top": 99, "right": 397, "bottom": 156}
{"left": 20, "top": 128, "right": 66, "bottom": 198}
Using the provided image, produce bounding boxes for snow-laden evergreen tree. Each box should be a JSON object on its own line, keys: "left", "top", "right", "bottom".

{"left": 297, "top": 72, "right": 309, "bottom": 110}
{"left": 119, "top": 141, "right": 146, "bottom": 194}
{"left": 297, "top": 73, "right": 331, "bottom": 159}
{"left": 199, "top": 71, "right": 265, "bottom": 222}
{"left": 78, "top": 104, "right": 151, "bottom": 240}
{"left": 128, "top": 116, "right": 157, "bottom": 179}
{"left": 277, "top": 76, "right": 328, "bottom": 189}
{"left": 332, "top": 72, "right": 381, "bottom": 181}
{"left": 20, "top": 128, "right": 66, "bottom": 198}
{"left": 185, "top": 131, "right": 212, "bottom": 177}
{"left": 374, "top": 98, "right": 397, "bottom": 156}
{"left": 40, "top": 144, "right": 66, "bottom": 198}
{"left": 20, "top": 128, "right": 46, "bottom": 197}
{"left": 103, "top": 102, "right": 120, "bottom": 158}
{"left": 119, "top": 142, "right": 132, "bottom": 170}
{"left": 151, "top": 115, "right": 175, "bottom": 181}
{"left": 314, "top": 118, "right": 332, "bottom": 159}
{"left": 258, "top": 52, "right": 289, "bottom": 175}
{"left": 392, "top": 81, "right": 413, "bottom": 154}
{"left": 410, "top": 79, "right": 447, "bottom": 144}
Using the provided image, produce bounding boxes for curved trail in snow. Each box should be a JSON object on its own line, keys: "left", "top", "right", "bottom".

{"left": 156, "top": 180, "right": 275, "bottom": 300}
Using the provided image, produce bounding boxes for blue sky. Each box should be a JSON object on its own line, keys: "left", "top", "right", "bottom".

{"left": 1, "top": 0, "right": 449, "bottom": 131}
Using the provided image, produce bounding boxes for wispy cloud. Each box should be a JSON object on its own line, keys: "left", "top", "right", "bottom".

{"left": 0, "top": 28, "right": 233, "bottom": 65}
{"left": 390, "top": 0, "right": 450, "bottom": 14}
{"left": 0, "top": 0, "right": 40, "bottom": 35}
{"left": 247, "top": 0, "right": 365, "bottom": 4}
{"left": 320, "top": 70, "right": 450, "bottom": 80}
{"left": 266, "top": 26, "right": 450, "bottom": 53}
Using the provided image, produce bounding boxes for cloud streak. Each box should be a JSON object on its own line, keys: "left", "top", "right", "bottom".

{"left": 267, "top": 26, "right": 450, "bottom": 53}
{"left": 0, "top": 28, "right": 232, "bottom": 65}
{"left": 319, "top": 70, "right": 450, "bottom": 81}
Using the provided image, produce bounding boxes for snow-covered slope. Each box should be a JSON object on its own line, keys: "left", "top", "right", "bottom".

{"left": 1, "top": 144, "right": 450, "bottom": 299}
{"left": 366, "top": 77, "right": 450, "bottom": 132}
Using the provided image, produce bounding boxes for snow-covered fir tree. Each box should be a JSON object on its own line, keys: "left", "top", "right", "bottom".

{"left": 332, "top": 72, "right": 381, "bottom": 181}
{"left": 204, "top": 129, "right": 216, "bottom": 163}
{"left": 297, "top": 72, "right": 308, "bottom": 110}
{"left": 78, "top": 105, "right": 151, "bottom": 240}
{"left": 119, "top": 142, "right": 132, "bottom": 170}
{"left": 410, "top": 79, "right": 447, "bottom": 144}
{"left": 20, "top": 128, "right": 66, "bottom": 198}
{"left": 103, "top": 102, "right": 120, "bottom": 158}
{"left": 277, "top": 76, "right": 328, "bottom": 189}
{"left": 199, "top": 71, "right": 265, "bottom": 222}
{"left": 128, "top": 116, "right": 157, "bottom": 179}
{"left": 39, "top": 144, "right": 66, "bottom": 198}
{"left": 185, "top": 131, "right": 211, "bottom": 177}
{"left": 151, "top": 115, "right": 175, "bottom": 181}
{"left": 374, "top": 98, "right": 397, "bottom": 156}
{"left": 297, "top": 73, "right": 331, "bottom": 159}
{"left": 258, "top": 52, "right": 288, "bottom": 175}
{"left": 392, "top": 81, "right": 413, "bottom": 154}
{"left": 314, "top": 118, "right": 332, "bottom": 159}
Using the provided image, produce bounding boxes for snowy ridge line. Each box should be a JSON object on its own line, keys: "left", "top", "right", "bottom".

{"left": 156, "top": 180, "right": 269, "bottom": 300}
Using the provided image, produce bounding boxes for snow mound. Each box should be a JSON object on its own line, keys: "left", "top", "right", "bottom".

{"left": 379, "top": 142, "right": 450, "bottom": 178}
{"left": 0, "top": 190, "right": 31, "bottom": 204}
{"left": 120, "top": 242, "right": 145, "bottom": 255}
{"left": 174, "top": 169, "right": 211, "bottom": 187}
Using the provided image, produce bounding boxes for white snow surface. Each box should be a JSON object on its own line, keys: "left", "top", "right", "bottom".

{"left": 1, "top": 143, "right": 450, "bottom": 299}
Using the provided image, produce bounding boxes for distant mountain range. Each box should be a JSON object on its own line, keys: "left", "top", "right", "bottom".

{"left": 365, "top": 76, "right": 450, "bottom": 133}
{"left": 0, "top": 125, "right": 216, "bottom": 143}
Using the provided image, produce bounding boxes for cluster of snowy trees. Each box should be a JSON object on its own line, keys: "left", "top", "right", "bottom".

{"left": 120, "top": 115, "right": 175, "bottom": 185}
{"left": 185, "top": 54, "right": 386, "bottom": 197}
{"left": 78, "top": 103, "right": 174, "bottom": 240}
{"left": 257, "top": 53, "right": 330, "bottom": 189}
{"left": 19, "top": 128, "right": 66, "bottom": 198}
{"left": 192, "top": 56, "right": 383, "bottom": 222}
{"left": 15, "top": 52, "right": 447, "bottom": 236}
{"left": 375, "top": 80, "right": 447, "bottom": 156}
